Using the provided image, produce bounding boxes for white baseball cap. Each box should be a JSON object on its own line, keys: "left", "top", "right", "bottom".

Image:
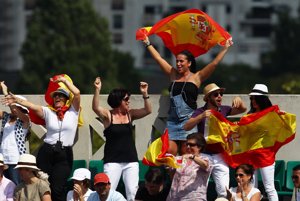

{"left": 71, "top": 168, "right": 91, "bottom": 181}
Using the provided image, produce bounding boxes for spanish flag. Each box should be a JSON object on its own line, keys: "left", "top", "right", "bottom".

{"left": 29, "top": 74, "right": 84, "bottom": 127}
{"left": 136, "top": 8, "right": 231, "bottom": 57}
{"left": 142, "top": 129, "right": 181, "bottom": 168}
{"left": 206, "top": 105, "right": 296, "bottom": 168}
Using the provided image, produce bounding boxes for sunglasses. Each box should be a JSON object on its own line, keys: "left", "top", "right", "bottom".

{"left": 53, "top": 93, "right": 66, "bottom": 98}
{"left": 186, "top": 142, "right": 198, "bottom": 147}
{"left": 235, "top": 173, "right": 245, "bottom": 178}
{"left": 212, "top": 92, "right": 223, "bottom": 98}
{"left": 292, "top": 175, "right": 299, "bottom": 180}
{"left": 123, "top": 96, "right": 130, "bottom": 102}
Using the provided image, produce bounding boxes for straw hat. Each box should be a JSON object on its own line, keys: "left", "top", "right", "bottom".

{"left": 249, "top": 84, "right": 269, "bottom": 96}
{"left": 0, "top": 153, "right": 8, "bottom": 170}
{"left": 203, "top": 83, "right": 225, "bottom": 101}
{"left": 15, "top": 154, "right": 40, "bottom": 171}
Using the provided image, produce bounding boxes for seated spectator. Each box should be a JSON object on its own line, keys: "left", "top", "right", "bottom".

{"left": 166, "top": 133, "right": 212, "bottom": 201}
{"left": 13, "top": 154, "right": 51, "bottom": 201}
{"left": 87, "top": 173, "right": 126, "bottom": 201}
{"left": 291, "top": 165, "right": 300, "bottom": 201}
{"left": 226, "top": 164, "right": 261, "bottom": 201}
{"left": 0, "top": 153, "right": 16, "bottom": 200}
{"left": 67, "top": 168, "right": 93, "bottom": 201}
{"left": 135, "top": 168, "right": 170, "bottom": 201}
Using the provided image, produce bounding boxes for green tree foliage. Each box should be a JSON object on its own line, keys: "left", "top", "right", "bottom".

{"left": 198, "top": 60, "right": 262, "bottom": 93}
{"left": 261, "top": 10, "right": 300, "bottom": 77}
{"left": 18, "top": 0, "right": 139, "bottom": 94}
{"left": 259, "top": 8, "right": 300, "bottom": 93}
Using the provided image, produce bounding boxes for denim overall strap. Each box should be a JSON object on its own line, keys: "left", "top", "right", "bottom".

{"left": 169, "top": 73, "right": 194, "bottom": 120}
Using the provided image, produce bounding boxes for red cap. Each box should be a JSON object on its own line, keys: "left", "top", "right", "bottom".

{"left": 94, "top": 173, "right": 110, "bottom": 185}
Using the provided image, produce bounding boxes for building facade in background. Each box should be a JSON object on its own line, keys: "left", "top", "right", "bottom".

{"left": 0, "top": 0, "right": 25, "bottom": 72}
{"left": 92, "top": 0, "right": 299, "bottom": 68}
{"left": 0, "top": 0, "right": 299, "bottom": 73}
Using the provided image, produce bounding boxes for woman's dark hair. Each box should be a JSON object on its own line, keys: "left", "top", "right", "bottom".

{"left": 107, "top": 88, "right": 131, "bottom": 108}
{"left": 145, "top": 168, "right": 164, "bottom": 185}
{"left": 248, "top": 95, "right": 272, "bottom": 113}
{"left": 177, "top": 50, "right": 196, "bottom": 73}
{"left": 186, "top": 132, "right": 206, "bottom": 149}
{"left": 235, "top": 164, "right": 255, "bottom": 181}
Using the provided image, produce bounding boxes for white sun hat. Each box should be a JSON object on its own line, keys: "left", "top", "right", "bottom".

{"left": 13, "top": 95, "right": 29, "bottom": 113}
{"left": 15, "top": 154, "right": 40, "bottom": 171}
{"left": 249, "top": 84, "right": 269, "bottom": 96}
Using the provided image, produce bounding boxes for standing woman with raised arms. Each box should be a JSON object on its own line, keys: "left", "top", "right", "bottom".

{"left": 142, "top": 36, "right": 232, "bottom": 156}
{"left": 92, "top": 77, "right": 152, "bottom": 201}
{"left": 3, "top": 75, "right": 80, "bottom": 201}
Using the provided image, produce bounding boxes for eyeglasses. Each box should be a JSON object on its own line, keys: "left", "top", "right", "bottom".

{"left": 186, "top": 142, "right": 198, "bottom": 147}
{"left": 212, "top": 92, "right": 223, "bottom": 98}
{"left": 292, "top": 175, "right": 299, "bottom": 180}
{"left": 235, "top": 173, "right": 245, "bottom": 178}
{"left": 123, "top": 96, "right": 130, "bottom": 102}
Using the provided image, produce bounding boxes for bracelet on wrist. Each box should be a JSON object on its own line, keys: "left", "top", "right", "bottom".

{"left": 143, "top": 96, "right": 150, "bottom": 99}
{"left": 144, "top": 41, "right": 151, "bottom": 48}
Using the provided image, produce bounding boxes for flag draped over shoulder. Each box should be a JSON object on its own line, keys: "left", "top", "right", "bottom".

{"left": 143, "top": 129, "right": 181, "bottom": 168}
{"left": 205, "top": 105, "right": 296, "bottom": 168}
{"left": 136, "top": 8, "right": 231, "bottom": 57}
{"left": 29, "top": 74, "right": 84, "bottom": 127}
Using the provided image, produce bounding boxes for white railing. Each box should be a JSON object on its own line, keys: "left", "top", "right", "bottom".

{"left": 1, "top": 94, "right": 299, "bottom": 163}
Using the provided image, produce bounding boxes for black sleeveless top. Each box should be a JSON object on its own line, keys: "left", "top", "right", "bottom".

{"left": 103, "top": 112, "right": 138, "bottom": 163}
{"left": 168, "top": 82, "right": 198, "bottom": 109}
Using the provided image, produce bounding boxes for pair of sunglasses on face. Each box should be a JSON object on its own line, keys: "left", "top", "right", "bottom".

{"left": 186, "top": 142, "right": 198, "bottom": 147}
{"left": 211, "top": 92, "right": 223, "bottom": 98}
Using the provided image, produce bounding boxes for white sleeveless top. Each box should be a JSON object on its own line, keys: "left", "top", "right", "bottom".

{"left": 230, "top": 186, "right": 261, "bottom": 201}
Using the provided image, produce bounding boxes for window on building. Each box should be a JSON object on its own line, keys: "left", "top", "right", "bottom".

{"left": 226, "top": 25, "right": 232, "bottom": 32}
{"left": 252, "top": 24, "right": 271, "bottom": 37}
{"left": 163, "top": 47, "right": 172, "bottom": 59}
{"left": 113, "top": 33, "right": 123, "bottom": 44}
{"left": 111, "top": 0, "right": 124, "bottom": 10}
{"left": 170, "top": 6, "right": 186, "bottom": 13}
{"left": 250, "top": 7, "right": 272, "bottom": 19}
{"left": 226, "top": 5, "right": 231, "bottom": 14}
{"left": 113, "top": 15, "right": 123, "bottom": 29}
{"left": 144, "top": 6, "right": 155, "bottom": 14}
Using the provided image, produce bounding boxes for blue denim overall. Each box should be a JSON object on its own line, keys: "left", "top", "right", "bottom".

{"left": 167, "top": 80, "right": 198, "bottom": 140}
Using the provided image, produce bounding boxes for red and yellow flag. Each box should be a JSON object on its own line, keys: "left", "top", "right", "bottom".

{"left": 29, "top": 74, "right": 83, "bottom": 127}
{"left": 136, "top": 8, "right": 231, "bottom": 57}
{"left": 206, "top": 105, "right": 296, "bottom": 168}
{"left": 143, "top": 129, "right": 181, "bottom": 168}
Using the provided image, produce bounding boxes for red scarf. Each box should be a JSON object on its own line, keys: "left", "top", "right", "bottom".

{"left": 56, "top": 106, "right": 69, "bottom": 121}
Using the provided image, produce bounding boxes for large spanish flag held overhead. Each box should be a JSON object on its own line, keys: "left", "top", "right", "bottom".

{"left": 143, "top": 129, "right": 181, "bottom": 169}
{"left": 136, "top": 9, "right": 232, "bottom": 57}
{"left": 205, "top": 105, "right": 296, "bottom": 168}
